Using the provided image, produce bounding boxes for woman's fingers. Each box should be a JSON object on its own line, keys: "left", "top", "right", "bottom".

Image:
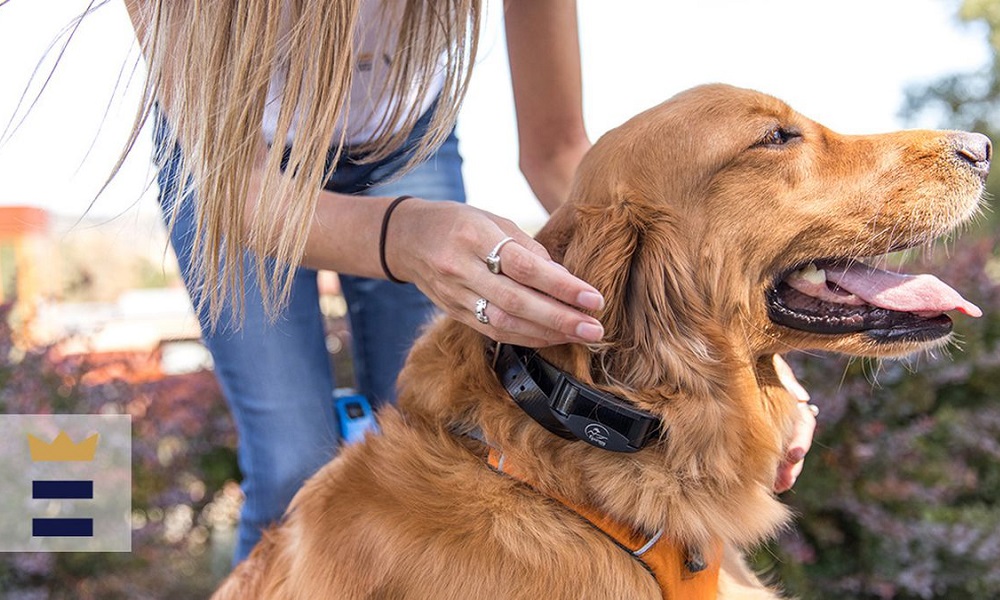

{"left": 456, "top": 292, "right": 573, "bottom": 347}
{"left": 774, "top": 402, "right": 817, "bottom": 493}
{"left": 390, "top": 200, "right": 604, "bottom": 346}
{"left": 772, "top": 354, "right": 817, "bottom": 493}
{"left": 459, "top": 286, "right": 595, "bottom": 347}
{"left": 773, "top": 354, "right": 810, "bottom": 402}
{"left": 474, "top": 240, "right": 603, "bottom": 343}
{"left": 483, "top": 239, "right": 604, "bottom": 313}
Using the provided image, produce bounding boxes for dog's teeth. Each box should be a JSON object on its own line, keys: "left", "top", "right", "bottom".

{"left": 793, "top": 262, "right": 827, "bottom": 285}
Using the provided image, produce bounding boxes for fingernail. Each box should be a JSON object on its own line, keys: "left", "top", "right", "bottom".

{"left": 577, "top": 291, "right": 605, "bottom": 311}
{"left": 575, "top": 321, "right": 604, "bottom": 342}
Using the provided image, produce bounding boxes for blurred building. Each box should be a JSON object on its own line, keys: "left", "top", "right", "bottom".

{"left": 1, "top": 205, "right": 352, "bottom": 381}
{"left": 1, "top": 205, "right": 208, "bottom": 376}
{"left": 0, "top": 205, "right": 54, "bottom": 304}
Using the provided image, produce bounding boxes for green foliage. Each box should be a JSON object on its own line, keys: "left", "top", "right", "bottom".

{"left": 959, "top": 0, "right": 1000, "bottom": 51}
{"left": 901, "top": 0, "right": 999, "bottom": 222}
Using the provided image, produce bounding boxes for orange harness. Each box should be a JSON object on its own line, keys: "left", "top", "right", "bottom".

{"left": 485, "top": 447, "right": 721, "bottom": 600}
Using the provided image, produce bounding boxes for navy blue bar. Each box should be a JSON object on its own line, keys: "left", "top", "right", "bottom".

{"left": 32, "top": 480, "right": 93, "bottom": 499}
{"left": 32, "top": 518, "right": 93, "bottom": 537}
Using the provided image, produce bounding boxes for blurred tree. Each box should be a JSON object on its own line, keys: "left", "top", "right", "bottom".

{"left": 757, "top": 6, "right": 1000, "bottom": 595}
{"left": 901, "top": 0, "right": 999, "bottom": 218}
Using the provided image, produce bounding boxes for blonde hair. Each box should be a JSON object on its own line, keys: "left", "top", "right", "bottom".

{"left": 124, "top": 0, "right": 481, "bottom": 327}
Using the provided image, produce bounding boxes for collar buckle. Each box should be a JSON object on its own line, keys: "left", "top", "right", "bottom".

{"left": 491, "top": 343, "right": 664, "bottom": 453}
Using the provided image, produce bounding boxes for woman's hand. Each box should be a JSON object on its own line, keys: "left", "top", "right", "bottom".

{"left": 772, "top": 354, "right": 818, "bottom": 493}
{"left": 385, "top": 198, "right": 604, "bottom": 347}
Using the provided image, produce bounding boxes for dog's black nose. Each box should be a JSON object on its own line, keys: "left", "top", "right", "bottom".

{"left": 952, "top": 132, "right": 992, "bottom": 181}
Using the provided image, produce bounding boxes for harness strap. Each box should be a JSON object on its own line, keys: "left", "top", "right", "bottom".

{"left": 485, "top": 447, "right": 721, "bottom": 600}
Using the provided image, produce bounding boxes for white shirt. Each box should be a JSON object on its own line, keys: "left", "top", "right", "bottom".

{"left": 261, "top": 0, "right": 445, "bottom": 147}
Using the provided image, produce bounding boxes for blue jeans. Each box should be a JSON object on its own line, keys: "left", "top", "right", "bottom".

{"left": 155, "top": 114, "right": 466, "bottom": 563}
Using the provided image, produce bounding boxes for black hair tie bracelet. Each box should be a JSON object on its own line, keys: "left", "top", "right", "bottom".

{"left": 379, "top": 195, "right": 413, "bottom": 284}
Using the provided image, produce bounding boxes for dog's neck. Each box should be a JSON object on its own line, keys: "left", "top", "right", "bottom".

{"left": 397, "top": 320, "right": 795, "bottom": 550}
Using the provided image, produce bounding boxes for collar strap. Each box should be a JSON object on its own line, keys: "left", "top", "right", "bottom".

{"left": 478, "top": 438, "right": 722, "bottom": 598}
{"left": 490, "top": 343, "right": 663, "bottom": 453}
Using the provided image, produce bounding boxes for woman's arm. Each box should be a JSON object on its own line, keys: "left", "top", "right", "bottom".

{"left": 125, "top": 0, "right": 605, "bottom": 348}
{"left": 304, "top": 190, "right": 604, "bottom": 347}
{"left": 504, "top": 0, "right": 592, "bottom": 212}
{"left": 299, "top": 0, "right": 604, "bottom": 346}
{"left": 320, "top": 0, "right": 601, "bottom": 345}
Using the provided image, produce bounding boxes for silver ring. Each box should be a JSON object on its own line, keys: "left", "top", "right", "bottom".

{"left": 485, "top": 236, "right": 516, "bottom": 275}
{"left": 474, "top": 298, "right": 490, "bottom": 324}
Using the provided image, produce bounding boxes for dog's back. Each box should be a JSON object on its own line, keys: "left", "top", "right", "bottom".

{"left": 214, "top": 402, "right": 663, "bottom": 599}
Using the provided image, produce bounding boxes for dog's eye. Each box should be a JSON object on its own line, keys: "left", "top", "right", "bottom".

{"left": 756, "top": 127, "right": 801, "bottom": 148}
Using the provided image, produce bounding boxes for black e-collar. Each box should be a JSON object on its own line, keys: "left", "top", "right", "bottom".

{"left": 489, "top": 343, "right": 663, "bottom": 453}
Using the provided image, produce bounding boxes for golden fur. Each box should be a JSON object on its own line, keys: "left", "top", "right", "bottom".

{"left": 212, "top": 84, "right": 988, "bottom": 599}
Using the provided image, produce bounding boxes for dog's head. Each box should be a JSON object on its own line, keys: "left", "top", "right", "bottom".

{"left": 539, "top": 84, "right": 990, "bottom": 396}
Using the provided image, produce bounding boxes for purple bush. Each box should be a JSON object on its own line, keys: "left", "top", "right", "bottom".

{"left": 0, "top": 302, "right": 239, "bottom": 597}
{"left": 758, "top": 235, "right": 1000, "bottom": 599}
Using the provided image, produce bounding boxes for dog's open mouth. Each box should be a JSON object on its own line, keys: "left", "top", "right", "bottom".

{"left": 767, "top": 258, "right": 982, "bottom": 343}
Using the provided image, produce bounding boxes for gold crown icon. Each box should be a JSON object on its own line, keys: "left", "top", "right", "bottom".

{"left": 28, "top": 431, "right": 100, "bottom": 462}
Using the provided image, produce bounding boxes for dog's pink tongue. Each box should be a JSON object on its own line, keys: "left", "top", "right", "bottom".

{"left": 824, "top": 263, "right": 982, "bottom": 317}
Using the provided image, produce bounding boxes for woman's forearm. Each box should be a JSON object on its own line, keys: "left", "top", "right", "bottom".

{"left": 505, "top": 0, "right": 591, "bottom": 213}
{"left": 301, "top": 190, "right": 399, "bottom": 277}
{"left": 300, "top": 188, "right": 606, "bottom": 347}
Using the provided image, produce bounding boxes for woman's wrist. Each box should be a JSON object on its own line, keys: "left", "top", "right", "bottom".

{"left": 302, "top": 191, "right": 410, "bottom": 278}
{"left": 519, "top": 136, "right": 591, "bottom": 213}
{"left": 379, "top": 195, "right": 416, "bottom": 283}
{"left": 380, "top": 195, "right": 439, "bottom": 287}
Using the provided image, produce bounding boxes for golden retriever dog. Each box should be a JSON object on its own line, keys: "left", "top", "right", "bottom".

{"left": 213, "top": 84, "right": 991, "bottom": 599}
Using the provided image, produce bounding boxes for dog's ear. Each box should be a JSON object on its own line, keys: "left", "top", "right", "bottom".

{"left": 546, "top": 192, "right": 725, "bottom": 397}
{"left": 536, "top": 202, "right": 575, "bottom": 264}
